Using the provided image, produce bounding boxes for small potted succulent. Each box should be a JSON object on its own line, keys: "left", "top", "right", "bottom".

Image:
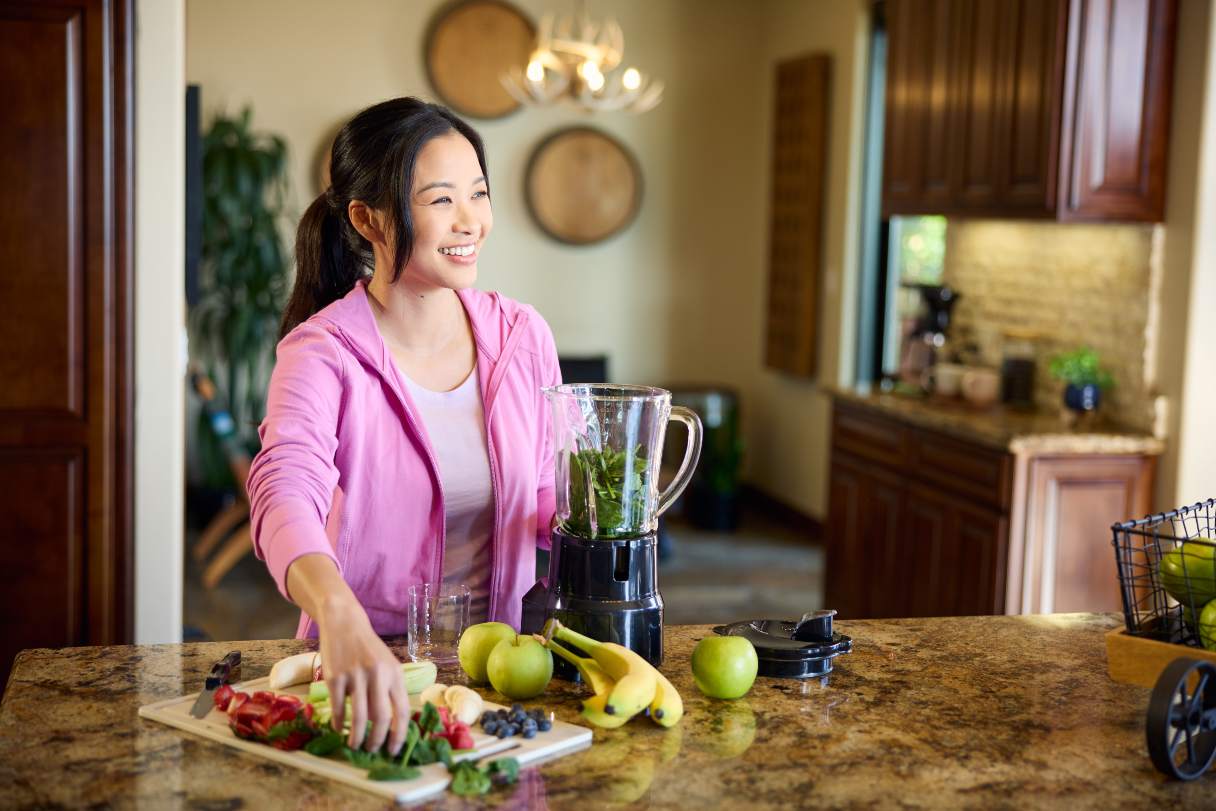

{"left": 1049, "top": 346, "right": 1115, "bottom": 413}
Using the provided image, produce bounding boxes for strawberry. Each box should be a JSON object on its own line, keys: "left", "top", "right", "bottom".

{"left": 212, "top": 683, "right": 235, "bottom": 712}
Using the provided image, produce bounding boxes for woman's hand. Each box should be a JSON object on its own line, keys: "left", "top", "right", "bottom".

{"left": 284, "top": 553, "right": 409, "bottom": 755}
{"left": 316, "top": 596, "right": 410, "bottom": 754}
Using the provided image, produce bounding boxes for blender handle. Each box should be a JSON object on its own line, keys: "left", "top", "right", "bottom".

{"left": 656, "top": 406, "right": 703, "bottom": 518}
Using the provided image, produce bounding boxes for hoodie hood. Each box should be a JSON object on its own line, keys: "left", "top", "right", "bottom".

{"left": 306, "top": 279, "right": 532, "bottom": 417}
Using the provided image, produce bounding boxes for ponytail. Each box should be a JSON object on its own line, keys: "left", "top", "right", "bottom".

{"left": 278, "top": 97, "right": 489, "bottom": 339}
{"left": 279, "top": 192, "right": 365, "bottom": 338}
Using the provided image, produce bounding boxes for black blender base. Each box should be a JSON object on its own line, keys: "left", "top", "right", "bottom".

{"left": 521, "top": 527, "right": 665, "bottom": 681}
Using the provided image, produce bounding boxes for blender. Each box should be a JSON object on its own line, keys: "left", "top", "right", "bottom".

{"left": 521, "top": 384, "right": 703, "bottom": 680}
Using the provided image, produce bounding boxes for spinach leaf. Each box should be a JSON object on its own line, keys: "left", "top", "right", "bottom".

{"left": 417, "top": 702, "right": 443, "bottom": 735}
{"left": 303, "top": 729, "right": 344, "bottom": 756}
{"left": 449, "top": 761, "right": 492, "bottom": 796}
{"left": 487, "top": 757, "right": 520, "bottom": 785}
{"left": 368, "top": 762, "right": 421, "bottom": 782}
{"left": 566, "top": 445, "right": 650, "bottom": 538}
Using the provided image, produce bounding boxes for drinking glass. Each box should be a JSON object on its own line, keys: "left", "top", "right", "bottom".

{"left": 407, "top": 583, "right": 470, "bottom": 664}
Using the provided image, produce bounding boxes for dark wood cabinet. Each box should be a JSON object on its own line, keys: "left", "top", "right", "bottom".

{"left": 882, "top": 0, "right": 1175, "bottom": 221}
{"left": 826, "top": 398, "right": 1154, "bottom": 619}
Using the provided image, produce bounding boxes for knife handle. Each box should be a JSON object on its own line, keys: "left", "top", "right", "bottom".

{"left": 205, "top": 650, "right": 242, "bottom": 689}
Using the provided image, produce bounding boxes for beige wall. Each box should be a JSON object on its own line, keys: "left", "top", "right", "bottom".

{"left": 1164, "top": 0, "right": 1216, "bottom": 508}
{"left": 186, "top": 0, "right": 870, "bottom": 519}
{"left": 742, "top": 0, "right": 869, "bottom": 516}
{"left": 136, "top": 0, "right": 186, "bottom": 643}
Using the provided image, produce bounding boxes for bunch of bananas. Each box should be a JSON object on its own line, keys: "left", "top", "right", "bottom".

{"left": 538, "top": 619, "right": 683, "bottom": 729}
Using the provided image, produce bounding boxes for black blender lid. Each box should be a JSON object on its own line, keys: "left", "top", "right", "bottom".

{"left": 712, "top": 610, "right": 852, "bottom": 680}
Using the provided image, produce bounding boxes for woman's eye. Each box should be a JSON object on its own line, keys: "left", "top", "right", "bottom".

{"left": 473, "top": 190, "right": 488, "bottom": 199}
{"left": 431, "top": 196, "right": 451, "bottom": 205}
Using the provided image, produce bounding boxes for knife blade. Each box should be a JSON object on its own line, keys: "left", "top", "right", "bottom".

{"left": 189, "top": 650, "right": 242, "bottom": 718}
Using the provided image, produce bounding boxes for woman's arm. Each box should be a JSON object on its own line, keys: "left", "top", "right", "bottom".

{"left": 286, "top": 553, "right": 409, "bottom": 754}
{"left": 248, "top": 327, "right": 407, "bottom": 754}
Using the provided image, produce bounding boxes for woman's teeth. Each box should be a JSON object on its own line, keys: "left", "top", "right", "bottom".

{"left": 439, "top": 245, "right": 474, "bottom": 256}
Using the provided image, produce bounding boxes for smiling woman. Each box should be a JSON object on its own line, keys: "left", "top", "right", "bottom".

{"left": 246, "top": 97, "right": 561, "bottom": 759}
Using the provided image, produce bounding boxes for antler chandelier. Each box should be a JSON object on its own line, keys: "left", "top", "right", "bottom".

{"left": 501, "top": 2, "right": 663, "bottom": 114}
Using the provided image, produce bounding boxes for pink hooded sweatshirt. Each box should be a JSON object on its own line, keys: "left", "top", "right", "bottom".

{"left": 246, "top": 279, "right": 560, "bottom": 638}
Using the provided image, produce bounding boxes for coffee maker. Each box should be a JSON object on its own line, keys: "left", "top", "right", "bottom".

{"left": 898, "top": 283, "right": 959, "bottom": 386}
{"left": 520, "top": 384, "right": 703, "bottom": 680}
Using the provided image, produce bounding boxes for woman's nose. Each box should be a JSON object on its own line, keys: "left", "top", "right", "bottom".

{"left": 452, "top": 201, "right": 478, "bottom": 235}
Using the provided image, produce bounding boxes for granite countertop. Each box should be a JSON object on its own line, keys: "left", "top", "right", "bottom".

{"left": 0, "top": 615, "right": 1207, "bottom": 809}
{"left": 828, "top": 386, "right": 1164, "bottom": 455}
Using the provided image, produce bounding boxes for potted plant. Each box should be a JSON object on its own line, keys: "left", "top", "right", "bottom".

{"left": 189, "top": 107, "right": 290, "bottom": 493}
{"left": 1049, "top": 346, "right": 1114, "bottom": 413}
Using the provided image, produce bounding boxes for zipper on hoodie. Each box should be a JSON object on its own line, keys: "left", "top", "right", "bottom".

{"left": 481, "top": 310, "right": 530, "bottom": 622}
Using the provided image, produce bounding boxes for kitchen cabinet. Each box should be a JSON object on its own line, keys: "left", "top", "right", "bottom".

{"left": 825, "top": 397, "right": 1155, "bottom": 619}
{"left": 882, "top": 0, "right": 1176, "bottom": 221}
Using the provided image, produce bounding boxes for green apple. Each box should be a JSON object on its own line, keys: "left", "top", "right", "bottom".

{"left": 1199, "top": 599, "right": 1216, "bottom": 651}
{"left": 1159, "top": 540, "right": 1216, "bottom": 608}
{"left": 458, "top": 622, "right": 517, "bottom": 684}
{"left": 691, "top": 636, "right": 758, "bottom": 700}
{"left": 486, "top": 634, "right": 553, "bottom": 700}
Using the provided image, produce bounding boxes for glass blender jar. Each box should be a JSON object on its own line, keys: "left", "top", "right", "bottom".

{"left": 521, "top": 384, "right": 703, "bottom": 675}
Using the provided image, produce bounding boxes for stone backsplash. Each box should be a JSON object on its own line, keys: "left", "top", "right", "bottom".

{"left": 941, "top": 220, "right": 1159, "bottom": 432}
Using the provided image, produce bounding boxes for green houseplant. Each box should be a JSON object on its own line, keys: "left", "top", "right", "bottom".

{"left": 190, "top": 107, "right": 291, "bottom": 488}
{"left": 1049, "top": 346, "right": 1114, "bottom": 413}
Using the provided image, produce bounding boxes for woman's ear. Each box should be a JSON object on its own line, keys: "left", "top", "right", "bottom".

{"left": 348, "top": 200, "right": 389, "bottom": 246}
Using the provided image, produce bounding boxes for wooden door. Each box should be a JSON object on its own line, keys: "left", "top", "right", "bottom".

{"left": 906, "top": 484, "right": 1007, "bottom": 617}
{"left": 0, "top": 0, "right": 134, "bottom": 691}
{"left": 860, "top": 464, "right": 906, "bottom": 618}
{"left": 1059, "top": 0, "right": 1177, "bottom": 221}
{"left": 952, "top": 0, "right": 1008, "bottom": 209}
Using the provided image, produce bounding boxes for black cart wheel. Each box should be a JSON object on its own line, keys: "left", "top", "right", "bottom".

{"left": 1147, "top": 658, "right": 1216, "bottom": 780}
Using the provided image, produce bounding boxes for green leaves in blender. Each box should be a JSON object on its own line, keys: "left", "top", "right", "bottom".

{"left": 566, "top": 446, "right": 649, "bottom": 539}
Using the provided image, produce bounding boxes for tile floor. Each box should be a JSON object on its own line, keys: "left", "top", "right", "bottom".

{"left": 183, "top": 505, "right": 823, "bottom": 642}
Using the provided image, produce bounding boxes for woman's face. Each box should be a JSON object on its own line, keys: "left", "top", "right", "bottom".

{"left": 403, "top": 131, "right": 492, "bottom": 290}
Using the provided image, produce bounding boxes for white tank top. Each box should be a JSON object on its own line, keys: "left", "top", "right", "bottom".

{"left": 402, "top": 366, "right": 494, "bottom": 624}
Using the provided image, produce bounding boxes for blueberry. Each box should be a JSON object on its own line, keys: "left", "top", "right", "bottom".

{"left": 483, "top": 721, "right": 498, "bottom": 734}
{"left": 538, "top": 720, "right": 552, "bottom": 732}
{"left": 496, "top": 726, "right": 508, "bottom": 739}
{"left": 522, "top": 727, "right": 537, "bottom": 739}
{"left": 512, "top": 703, "right": 524, "bottom": 713}
{"left": 480, "top": 711, "right": 495, "bottom": 725}
{"left": 506, "top": 724, "right": 519, "bottom": 736}
{"left": 496, "top": 709, "right": 509, "bottom": 720}
{"left": 530, "top": 709, "right": 544, "bottom": 720}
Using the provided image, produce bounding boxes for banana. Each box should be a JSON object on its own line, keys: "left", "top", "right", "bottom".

{"left": 544, "top": 637, "right": 616, "bottom": 696}
{"left": 580, "top": 693, "right": 631, "bottom": 729}
{"left": 542, "top": 619, "right": 658, "bottom": 721}
{"left": 647, "top": 669, "right": 684, "bottom": 728}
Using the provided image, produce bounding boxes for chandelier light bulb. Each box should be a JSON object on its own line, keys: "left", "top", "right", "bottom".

{"left": 587, "top": 70, "right": 605, "bottom": 92}
{"left": 526, "top": 60, "right": 545, "bottom": 82}
{"left": 622, "top": 67, "right": 641, "bottom": 91}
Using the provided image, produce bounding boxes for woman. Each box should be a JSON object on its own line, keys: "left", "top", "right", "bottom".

{"left": 246, "top": 98, "right": 560, "bottom": 756}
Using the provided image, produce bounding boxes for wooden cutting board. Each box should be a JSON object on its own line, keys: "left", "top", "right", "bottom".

{"left": 138, "top": 676, "right": 592, "bottom": 805}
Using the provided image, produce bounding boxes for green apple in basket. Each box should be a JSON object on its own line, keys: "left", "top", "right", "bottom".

{"left": 1159, "top": 540, "right": 1216, "bottom": 608}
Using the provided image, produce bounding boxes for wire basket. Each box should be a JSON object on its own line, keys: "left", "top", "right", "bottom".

{"left": 1113, "top": 499, "right": 1216, "bottom": 645}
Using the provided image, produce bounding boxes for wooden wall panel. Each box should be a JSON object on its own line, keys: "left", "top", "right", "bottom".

{"left": 765, "top": 54, "right": 830, "bottom": 378}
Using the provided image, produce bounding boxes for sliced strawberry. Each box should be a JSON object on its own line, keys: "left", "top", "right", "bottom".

{"left": 251, "top": 690, "right": 277, "bottom": 706}
{"left": 226, "top": 691, "right": 249, "bottom": 719}
{"left": 212, "top": 683, "right": 235, "bottom": 712}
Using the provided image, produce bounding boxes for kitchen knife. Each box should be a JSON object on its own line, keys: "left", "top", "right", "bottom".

{"left": 189, "top": 650, "right": 242, "bottom": 718}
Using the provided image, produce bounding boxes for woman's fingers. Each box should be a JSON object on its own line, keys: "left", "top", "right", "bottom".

{"left": 386, "top": 671, "right": 410, "bottom": 756}
{"left": 347, "top": 670, "right": 369, "bottom": 750}
{"left": 364, "top": 664, "right": 395, "bottom": 753}
{"left": 328, "top": 673, "right": 348, "bottom": 734}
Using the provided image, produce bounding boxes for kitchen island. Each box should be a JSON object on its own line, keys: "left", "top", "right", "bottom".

{"left": 0, "top": 615, "right": 1207, "bottom": 809}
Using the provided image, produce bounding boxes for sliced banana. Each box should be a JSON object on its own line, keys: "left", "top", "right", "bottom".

{"left": 419, "top": 682, "right": 449, "bottom": 708}
{"left": 444, "top": 685, "right": 484, "bottom": 725}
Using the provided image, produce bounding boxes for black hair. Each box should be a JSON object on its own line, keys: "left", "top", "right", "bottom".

{"left": 280, "top": 97, "right": 489, "bottom": 338}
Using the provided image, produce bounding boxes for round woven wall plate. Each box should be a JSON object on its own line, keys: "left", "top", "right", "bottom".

{"left": 525, "top": 127, "right": 643, "bottom": 245}
{"left": 425, "top": 0, "right": 535, "bottom": 120}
